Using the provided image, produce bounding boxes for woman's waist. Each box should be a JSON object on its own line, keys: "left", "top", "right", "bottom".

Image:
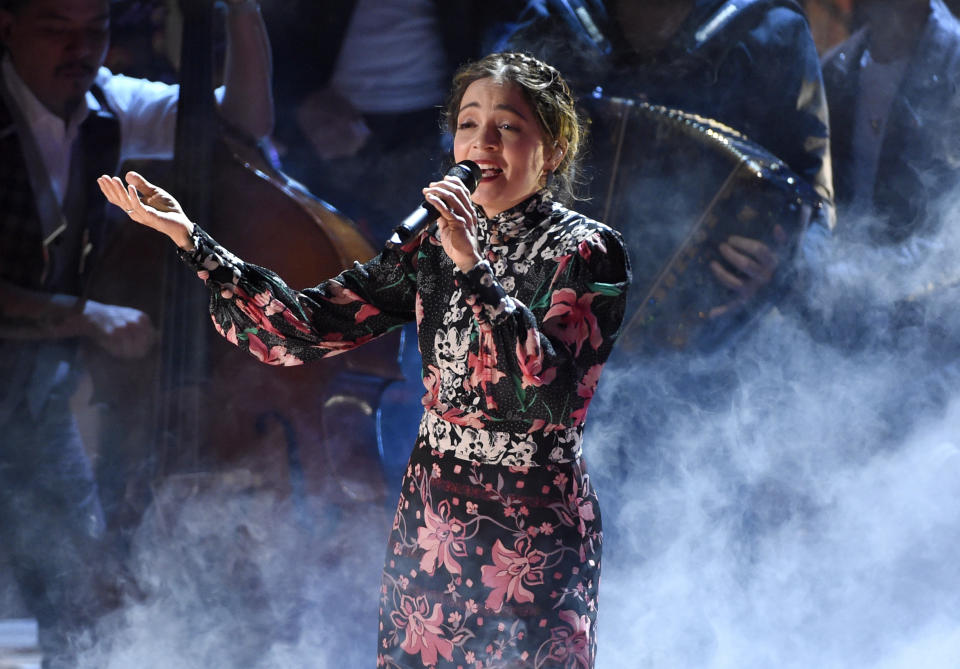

{"left": 418, "top": 409, "right": 583, "bottom": 467}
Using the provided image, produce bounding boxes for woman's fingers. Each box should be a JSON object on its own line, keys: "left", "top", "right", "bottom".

{"left": 97, "top": 175, "right": 127, "bottom": 210}
{"left": 98, "top": 174, "right": 165, "bottom": 236}
{"left": 124, "top": 170, "right": 153, "bottom": 194}
{"left": 99, "top": 175, "right": 145, "bottom": 221}
{"left": 423, "top": 179, "right": 475, "bottom": 229}
{"left": 426, "top": 192, "right": 467, "bottom": 226}
{"left": 127, "top": 183, "right": 153, "bottom": 221}
{"left": 124, "top": 171, "right": 158, "bottom": 206}
{"left": 442, "top": 174, "right": 473, "bottom": 204}
{"left": 424, "top": 177, "right": 481, "bottom": 272}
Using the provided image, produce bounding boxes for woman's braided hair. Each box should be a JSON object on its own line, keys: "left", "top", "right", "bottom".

{"left": 442, "top": 52, "right": 585, "bottom": 203}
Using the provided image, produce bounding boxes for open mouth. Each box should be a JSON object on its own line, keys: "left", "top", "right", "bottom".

{"left": 479, "top": 166, "right": 503, "bottom": 179}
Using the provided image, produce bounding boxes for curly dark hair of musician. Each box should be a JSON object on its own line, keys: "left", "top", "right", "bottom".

{"left": 443, "top": 51, "right": 585, "bottom": 203}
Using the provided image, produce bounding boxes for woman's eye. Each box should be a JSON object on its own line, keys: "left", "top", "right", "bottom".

{"left": 457, "top": 120, "right": 475, "bottom": 130}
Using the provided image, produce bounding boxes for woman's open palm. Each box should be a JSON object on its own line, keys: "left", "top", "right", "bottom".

{"left": 97, "top": 171, "right": 195, "bottom": 249}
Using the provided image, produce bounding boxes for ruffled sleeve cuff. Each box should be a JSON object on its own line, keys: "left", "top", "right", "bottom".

{"left": 176, "top": 226, "right": 243, "bottom": 291}
{"left": 455, "top": 259, "right": 515, "bottom": 326}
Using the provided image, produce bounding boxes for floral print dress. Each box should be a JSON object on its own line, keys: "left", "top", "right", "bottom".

{"left": 178, "top": 189, "right": 629, "bottom": 668}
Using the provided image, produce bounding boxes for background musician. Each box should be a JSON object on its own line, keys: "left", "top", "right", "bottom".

{"left": 506, "top": 0, "right": 834, "bottom": 339}
{"left": 501, "top": 1, "right": 836, "bottom": 559}
{"left": 0, "top": 0, "right": 271, "bottom": 664}
{"left": 799, "top": 0, "right": 960, "bottom": 436}
{"left": 824, "top": 0, "right": 960, "bottom": 245}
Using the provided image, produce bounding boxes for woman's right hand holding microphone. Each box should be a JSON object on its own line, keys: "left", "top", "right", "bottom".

{"left": 97, "top": 171, "right": 196, "bottom": 251}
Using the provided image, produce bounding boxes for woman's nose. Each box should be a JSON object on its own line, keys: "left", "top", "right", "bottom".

{"left": 475, "top": 123, "right": 500, "bottom": 150}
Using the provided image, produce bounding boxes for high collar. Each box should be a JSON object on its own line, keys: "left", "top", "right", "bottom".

{"left": 478, "top": 189, "right": 555, "bottom": 245}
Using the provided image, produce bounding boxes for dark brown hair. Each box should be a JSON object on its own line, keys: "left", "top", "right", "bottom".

{"left": 443, "top": 51, "right": 584, "bottom": 202}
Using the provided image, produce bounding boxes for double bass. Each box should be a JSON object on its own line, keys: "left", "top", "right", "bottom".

{"left": 83, "top": 0, "right": 403, "bottom": 532}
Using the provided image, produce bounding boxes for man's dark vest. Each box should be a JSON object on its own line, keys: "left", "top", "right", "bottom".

{"left": 0, "top": 79, "right": 121, "bottom": 294}
{"left": 0, "top": 76, "right": 121, "bottom": 421}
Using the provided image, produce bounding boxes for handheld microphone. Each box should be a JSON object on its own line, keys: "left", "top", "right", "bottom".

{"left": 385, "top": 160, "right": 482, "bottom": 249}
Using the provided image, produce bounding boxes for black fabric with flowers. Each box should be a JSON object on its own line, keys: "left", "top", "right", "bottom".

{"left": 179, "top": 189, "right": 629, "bottom": 667}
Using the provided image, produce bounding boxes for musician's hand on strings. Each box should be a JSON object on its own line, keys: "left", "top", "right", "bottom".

{"left": 97, "top": 172, "right": 196, "bottom": 250}
{"left": 707, "top": 225, "right": 786, "bottom": 318}
{"left": 424, "top": 175, "right": 482, "bottom": 273}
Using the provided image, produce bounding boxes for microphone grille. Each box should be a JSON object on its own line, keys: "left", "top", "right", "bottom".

{"left": 448, "top": 160, "right": 482, "bottom": 193}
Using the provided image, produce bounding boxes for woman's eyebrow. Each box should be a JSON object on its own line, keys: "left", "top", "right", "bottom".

{"left": 458, "top": 102, "right": 528, "bottom": 120}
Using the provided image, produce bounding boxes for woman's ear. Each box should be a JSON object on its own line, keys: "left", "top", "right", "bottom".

{"left": 545, "top": 140, "right": 566, "bottom": 173}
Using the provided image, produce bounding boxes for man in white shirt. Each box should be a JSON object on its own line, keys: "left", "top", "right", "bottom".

{"left": 0, "top": 1, "right": 272, "bottom": 666}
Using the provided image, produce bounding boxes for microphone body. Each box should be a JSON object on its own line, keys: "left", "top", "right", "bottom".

{"left": 385, "top": 160, "right": 482, "bottom": 249}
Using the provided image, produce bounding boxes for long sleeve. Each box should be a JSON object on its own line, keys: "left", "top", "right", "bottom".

{"left": 178, "top": 226, "right": 416, "bottom": 365}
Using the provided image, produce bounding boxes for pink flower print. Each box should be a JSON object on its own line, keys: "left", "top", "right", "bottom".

{"left": 576, "top": 499, "right": 595, "bottom": 538}
{"left": 480, "top": 537, "right": 546, "bottom": 613}
{"left": 578, "top": 234, "right": 605, "bottom": 261}
{"left": 570, "top": 363, "right": 604, "bottom": 426}
{"left": 212, "top": 319, "right": 239, "bottom": 346}
{"left": 550, "top": 253, "right": 572, "bottom": 289}
{"left": 278, "top": 303, "right": 312, "bottom": 334}
{"left": 416, "top": 501, "right": 467, "bottom": 576}
{"left": 247, "top": 289, "right": 312, "bottom": 335}
{"left": 325, "top": 280, "right": 381, "bottom": 324}
{"left": 415, "top": 292, "right": 424, "bottom": 327}
{"left": 440, "top": 407, "right": 486, "bottom": 429}
{"left": 467, "top": 349, "right": 506, "bottom": 396}
{"left": 568, "top": 406, "right": 588, "bottom": 428}
{"left": 353, "top": 302, "right": 380, "bottom": 324}
{"left": 233, "top": 287, "right": 285, "bottom": 338}
{"left": 420, "top": 364, "right": 443, "bottom": 410}
{"left": 467, "top": 327, "right": 506, "bottom": 408}
{"left": 539, "top": 610, "right": 591, "bottom": 668}
{"left": 527, "top": 419, "right": 568, "bottom": 434}
{"left": 313, "top": 331, "right": 373, "bottom": 354}
{"left": 252, "top": 290, "right": 293, "bottom": 322}
{"left": 576, "top": 364, "right": 603, "bottom": 400}
{"left": 515, "top": 328, "right": 557, "bottom": 389}
{"left": 246, "top": 333, "right": 303, "bottom": 366}
{"left": 389, "top": 594, "right": 454, "bottom": 666}
{"left": 543, "top": 289, "right": 603, "bottom": 356}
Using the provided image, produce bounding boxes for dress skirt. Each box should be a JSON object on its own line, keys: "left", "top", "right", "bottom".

{"left": 377, "top": 419, "right": 602, "bottom": 669}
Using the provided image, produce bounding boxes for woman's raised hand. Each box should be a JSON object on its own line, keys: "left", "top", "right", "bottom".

{"left": 97, "top": 171, "right": 196, "bottom": 250}
{"left": 423, "top": 175, "right": 482, "bottom": 273}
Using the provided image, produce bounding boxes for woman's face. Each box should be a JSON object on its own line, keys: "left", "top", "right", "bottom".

{"left": 453, "top": 77, "right": 560, "bottom": 218}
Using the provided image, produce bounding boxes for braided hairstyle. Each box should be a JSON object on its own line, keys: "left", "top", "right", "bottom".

{"left": 443, "top": 51, "right": 585, "bottom": 203}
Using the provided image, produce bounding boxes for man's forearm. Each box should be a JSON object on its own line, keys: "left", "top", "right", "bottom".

{"left": 0, "top": 280, "right": 89, "bottom": 340}
{"left": 220, "top": 0, "right": 274, "bottom": 140}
